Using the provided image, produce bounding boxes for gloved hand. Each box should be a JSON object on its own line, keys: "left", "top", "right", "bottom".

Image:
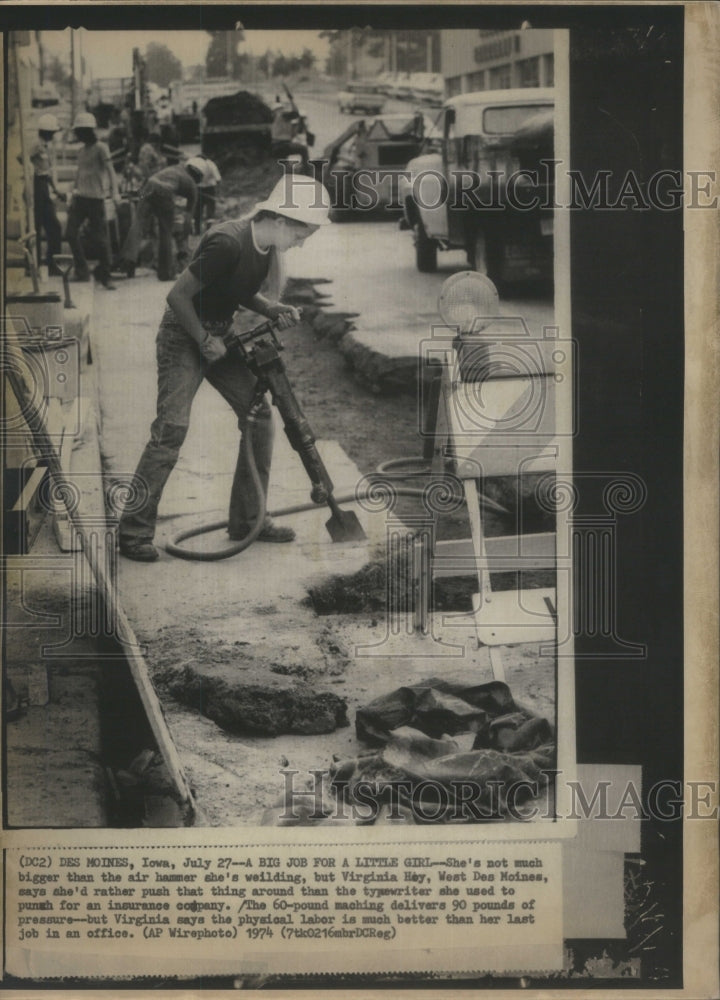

{"left": 265, "top": 302, "right": 302, "bottom": 330}
{"left": 200, "top": 334, "right": 227, "bottom": 363}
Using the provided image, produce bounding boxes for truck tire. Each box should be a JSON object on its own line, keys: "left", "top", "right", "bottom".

{"left": 328, "top": 169, "right": 353, "bottom": 221}
{"left": 415, "top": 221, "right": 438, "bottom": 273}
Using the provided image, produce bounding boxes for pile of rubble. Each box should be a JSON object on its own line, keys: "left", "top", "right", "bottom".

{"left": 201, "top": 91, "right": 274, "bottom": 166}
{"left": 202, "top": 90, "right": 273, "bottom": 127}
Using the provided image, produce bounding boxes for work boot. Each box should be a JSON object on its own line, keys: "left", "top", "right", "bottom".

{"left": 229, "top": 517, "right": 295, "bottom": 543}
{"left": 93, "top": 266, "right": 116, "bottom": 290}
{"left": 118, "top": 539, "right": 159, "bottom": 562}
{"left": 71, "top": 269, "right": 91, "bottom": 282}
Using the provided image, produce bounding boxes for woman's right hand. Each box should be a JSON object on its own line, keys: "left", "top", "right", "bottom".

{"left": 200, "top": 335, "right": 227, "bottom": 363}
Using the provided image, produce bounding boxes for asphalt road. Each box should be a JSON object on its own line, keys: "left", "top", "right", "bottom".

{"left": 260, "top": 86, "right": 440, "bottom": 158}
{"left": 274, "top": 86, "right": 554, "bottom": 341}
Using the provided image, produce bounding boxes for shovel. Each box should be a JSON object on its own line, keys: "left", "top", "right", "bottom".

{"left": 324, "top": 494, "right": 367, "bottom": 543}
{"left": 51, "top": 254, "right": 76, "bottom": 308}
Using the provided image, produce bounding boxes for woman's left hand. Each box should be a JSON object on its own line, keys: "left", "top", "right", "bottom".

{"left": 266, "top": 303, "right": 302, "bottom": 330}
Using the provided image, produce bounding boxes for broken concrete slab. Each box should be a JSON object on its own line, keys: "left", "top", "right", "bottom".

{"left": 155, "top": 658, "right": 349, "bottom": 737}
{"left": 338, "top": 327, "right": 421, "bottom": 394}
{"left": 283, "top": 221, "right": 553, "bottom": 393}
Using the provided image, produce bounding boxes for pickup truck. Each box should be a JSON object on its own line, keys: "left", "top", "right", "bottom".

{"left": 338, "top": 82, "right": 385, "bottom": 115}
{"left": 401, "top": 88, "right": 555, "bottom": 287}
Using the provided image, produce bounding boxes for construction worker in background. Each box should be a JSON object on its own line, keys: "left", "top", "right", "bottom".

{"left": 30, "top": 113, "right": 66, "bottom": 276}
{"left": 270, "top": 102, "right": 309, "bottom": 170}
{"left": 292, "top": 107, "right": 315, "bottom": 154}
{"left": 186, "top": 154, "right": 222, "bottom": 235}
{"left": 119, "top": 159, "right": 201, "bottom": 280}
{"left": 137, "top": 132, "right": 166, "bottom": 181}
{"left": 107, "top": 109, "right": 130, "bottom": 173}
{"left": 65, "top": 111, "right": 120, "bottom": 289}
{"left": 117, "top": 175, "right": 331, "bottom": 561}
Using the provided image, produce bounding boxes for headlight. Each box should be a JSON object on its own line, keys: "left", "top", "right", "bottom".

{"left": 437, "top": 271, "right": 500, "bottom": 334}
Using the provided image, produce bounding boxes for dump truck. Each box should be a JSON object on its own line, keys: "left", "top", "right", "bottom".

{"left": 168, "top": 78, "right": 243, "bottom": 143}
{"left": 200, "top": 90, "right": 273, "bottom": 165}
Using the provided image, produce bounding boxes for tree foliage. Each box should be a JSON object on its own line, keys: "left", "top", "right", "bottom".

{"left": 270, "top": 48, "right": 316, "bottom": 78}
{"left": 144, "top": 42, "right": 183, "bottom": 87}
{"left": 206, "top": 30, "right": 247, "bottom": 79}
{"left": 322, "top": 29, "right": 439, "bottom": 77}
{"left": 46, "top": 55, "right": 74, "bottom": 92}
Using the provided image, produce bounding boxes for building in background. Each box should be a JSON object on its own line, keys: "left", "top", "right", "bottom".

{"left": 441, "top": 29, "right": 554, "bottom": 96}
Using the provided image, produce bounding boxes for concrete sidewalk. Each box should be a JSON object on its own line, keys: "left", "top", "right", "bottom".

{"left": 282, "top": 221, "right": 554, "bottom": 391}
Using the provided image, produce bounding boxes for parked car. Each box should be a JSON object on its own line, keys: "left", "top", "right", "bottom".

{"left": 338, "top": 82, "right": 385, "bottom": 115}
{"left": 400, "top": 88, "right": 555, "bottom": 287}
{"left": 375, "top": 72, "right": 395, "bottom": 96}
{"left": 395, "top": 83, "right": 414, "bottom": 101}
{"left": 386, "top": 74, "right": 412, "bottom": 100}
{"left": 320, "top": 112, "right": 433, "bottom": 218}
{"left": 31, "top": 83, "right": 60, "bottom": 108}
{"left": 414, "top": 88, "right": 444, "bottom": 109}
{"left": 408, "top": 73, "right": 445, "bottom": 106}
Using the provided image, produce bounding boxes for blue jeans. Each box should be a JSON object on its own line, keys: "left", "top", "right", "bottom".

{"left": 118, "top": 310, "right": 274, "bottom": 544}
{"left": 34, "top": 177, "right": 62, "bottom": 269}
{"left": 121, "top": 181, "right": 177, "bottom": 280}
{"left": 65, "top": 195, "right": 112, "bottom": 281}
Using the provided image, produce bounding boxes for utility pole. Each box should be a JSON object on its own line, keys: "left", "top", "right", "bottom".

{"left": 70, "top": 29, "right": 76, "bottom": 124}
{"left": 78, "top": 28, "right": 84, "bottom": 102}
{"left": 35, "top": 30, "right": 44, "bottom": 86}
{"left": 426, "top": 33, "right": 433, "bottom": 72}
{"left": 226, "top": 31, "right": 233, "bottom": 78}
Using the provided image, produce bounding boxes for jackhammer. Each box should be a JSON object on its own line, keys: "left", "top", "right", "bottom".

{"left": 165, "top": 317, "right": 507, "bottom": 561}
{"left": 224, "top": 318, "right": 366, "bottom": 543}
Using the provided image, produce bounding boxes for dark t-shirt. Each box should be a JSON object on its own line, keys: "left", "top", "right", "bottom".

{"left": 188, "top": 219, "right": 272, "bottom": 323}
{"left": 149, "top": 164, "right": 198, "bottom": 214}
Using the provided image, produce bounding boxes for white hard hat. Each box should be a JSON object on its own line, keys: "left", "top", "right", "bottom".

{"left": 38, "top": 113, "right": 60, "bottom": 133}
{"left": 73, "top": 111, "right": 97, "bottom": 130}
{"left": 252, "top": 176, "right": 331, "bottom": 226}
{"left": 185, "top": 156, "right": 215, "bottom": 186}
{"left": 185, "top": 155, "right": 206, "bottom": 174}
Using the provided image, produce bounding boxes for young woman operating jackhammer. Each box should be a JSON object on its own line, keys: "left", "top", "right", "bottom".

{"left": 118, "top": 175, "right": 331, "bottom": 562}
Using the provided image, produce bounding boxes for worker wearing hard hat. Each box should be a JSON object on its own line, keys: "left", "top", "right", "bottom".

{"left": 186, "top": 154, "right": 222, "bottom": 235}
{"left": 119, "top": 159, "right": 202, "bottom": 281}
{"left": 65, "top": 111, "right": 120, "bottom": 289}
{"left": 270, "top": 103, "right": 310, "bottom": 170}
{"left": 118, "top": 176, "right": 331, "bottom": 561}
{"left": 30, "top": 113, "right": 66, "bottom": 275}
